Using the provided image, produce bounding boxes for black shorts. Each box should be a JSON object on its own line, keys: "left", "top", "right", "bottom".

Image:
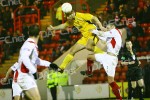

{"left": 126, "top": 67, "right": 143, "bottom": 81}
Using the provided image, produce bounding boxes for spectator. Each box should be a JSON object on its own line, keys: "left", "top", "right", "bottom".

{"left": 118, "top": 5, "right": 127, "bottom": 18}
{"left": 70, "top": 39, "right": 76, "bottom": 46}
{"left": 142, "top": 5, "right": 150, "bottom": 23}
{"left": 38, "top": 38, "right": 43, "bottom": 51}
{"left": 51, "top": 48, "right": 56, "bottom": 60}
{"left": 112, "top": 0, "right": 119, "bottom": 11}
{"left": 145, "top": 0, "right": 150, "bottom": 12}
{"left": 123, "top": 4, "right": 135, "bottom": 18}
{"left": 118, "top": 0, "right": 126, "bottom": 5}
{"left": 63, "top": 40, "right": 71, "bottom": 52}
{"left": 146, "top": 39, "right": 150, "bottom": 51}
{"left": 36, "top": 1, "right": 46, "bottom": 19}
{"left": 53, "top": 49, "right": 62, "bottom": 61}
{"left": 57, "top": 42, "right": 63, "bottom": 50}
{"left": 107, "top": 0, "right": 114, "bottom": 5}
{"left": 143, "top": 62, "right": 150, "bottom": 98}
{"left": 135, "top": 7, "right": 143, "bottom": 23}
{"left": 131, "top": 22, "right": 145, "bottom": 37}
{"left": 108, "top": 3, "right": 117, "bottom": 14}
{"left": 2, "top": 6, "right": 11, "bottom": 29}
{"left": 28, "top": 0, "right": 35, "bottom": 6}
{"left": 130, "top": 35, "right": 141, "bottom": 52}
{"left": 121, "top": 16, "right": 132, "bottom": 39}
{"left": 14, "top": 30, "right": 21, "bottom": 36}
{"left": 127, "top": 0, "right": 138, "bottom": 11}
{"left": 0, "top": 9, "right": 3, "bottom": 21}
{"left": 22, "top": 23, "right": 29, "bottom": 40}
{"left": 17, "top": 4, "right": 25, "bottom": 16}
{"left": 0, "top": 25, "right": 7, "bottom": 38}
{"left": 9, "top": 8, "right": 14, "bottom": 28}
{"left": 114, "top": 12, "right": 120, "bottom": 22}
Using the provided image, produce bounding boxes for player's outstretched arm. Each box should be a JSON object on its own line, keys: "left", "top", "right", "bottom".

{"left": 1, "top": 62, "right": 19, "bottom": 83}
{"left": 47, "top": 23, "right": 68, "bottom": 31}
{"left": 91, "top": 30, "right": 104, "bottom": 36}
{"left": 1, "top": 68, "right": 13, "bottom": 83}
{"left": 36, "top": 58, "right": 59, "bottom": 70}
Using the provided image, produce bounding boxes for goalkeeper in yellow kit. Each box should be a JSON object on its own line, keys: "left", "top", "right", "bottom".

{"left": 48, "top": 2, "right": 106, "bottom": 72}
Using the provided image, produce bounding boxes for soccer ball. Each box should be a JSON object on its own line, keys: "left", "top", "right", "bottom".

{"left": 61, "top": 2, "right": 72, "bottom": 13}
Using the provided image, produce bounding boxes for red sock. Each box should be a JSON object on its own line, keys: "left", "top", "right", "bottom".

{"left": 109, "top": 82, "right": 122, "bottom": 100}
{"left": 87, "top": 59, "right": 93, "bottom": 74}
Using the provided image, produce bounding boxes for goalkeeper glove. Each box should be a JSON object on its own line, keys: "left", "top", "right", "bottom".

{"left": 49, "top": 63, "right": 59, "bottom": 71}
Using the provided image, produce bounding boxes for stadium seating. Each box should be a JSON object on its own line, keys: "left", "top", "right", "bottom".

{"left": 145, "top": 28, "right": 150, "bottom": 36}
{"left": 92, "top": 69, "right": 101, "bottom": 77}
{"left": 82, "top": 77, "right": 92, "bottom": 84}
{"left": 90, "top": 76, "right": 98, "bottom": 84}
{"left": 140, "top": 51, "right": 148, "bottom": 56}
{"left": 116, "top": 66, "right": 122, "bottom": 73}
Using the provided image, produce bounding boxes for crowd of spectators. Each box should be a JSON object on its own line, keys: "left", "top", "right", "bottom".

{"left": 0, "top": 0, "right": 55, "bottom": 64}
{"left": 96, "top": 0, "right": 150, "bottom": 53}
{"left": 39, "top": 27, "right": 80, "bottom": 62}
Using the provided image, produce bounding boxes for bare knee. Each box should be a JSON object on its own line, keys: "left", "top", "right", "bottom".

{"left": 108, "top": 76, "right": 114, "bottom": 84}
{"left": 28, "top": 95, "right": 41, "bottom": 100}
{"left": 131, "top": 81, "right": 137, "bottom": 89}
{"left": 14, "top": 96, "right": 20, "bottom": 100}
{"left": 138, "top": 79, "right": 144, "bottom": 87}
{"left": 87, "top": 54, "right": 95, "bottom": 61}
{"left": 69, "top": 49, "right": 76, "bottom": 55}
{"left": 87, "top": 55, "right": 91, "bottom": 60}
{"left": 86, "top": 47, "right": 93, "bottom": 51}
{"left": 24, "top": 87, "right": 41, "bottom": 100}
{"left": 33, "top": 95, "right": 41, "bottom": 100}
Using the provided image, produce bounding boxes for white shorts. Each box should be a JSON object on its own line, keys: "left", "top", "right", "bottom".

{"left": 12, "top": 82, "right": 22, "bottom": 97}
{"left": 95, "top": 52, "right": 118, "bottom": 77}
{"left": 17, "top": 75, "right": 37, "bottom": 90}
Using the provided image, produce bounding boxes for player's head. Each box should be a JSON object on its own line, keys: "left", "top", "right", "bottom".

{"left": 28, "top": 24, "right": 40, "bottom": 37}
{"left": 106, "top": 23, "right": 115, "bottom": 30}
{"left": 125, "top": 39, "right": 132, "bottom": 51}
{"left": 62, "top": 2, "right": 75, "bottom": 19}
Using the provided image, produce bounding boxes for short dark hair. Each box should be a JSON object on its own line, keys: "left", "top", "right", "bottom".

{"left": 28, "top": 25, "right": 40, "bottom": 37}
{"left": 124, "top": 39, "right": 132, "bottom": 51}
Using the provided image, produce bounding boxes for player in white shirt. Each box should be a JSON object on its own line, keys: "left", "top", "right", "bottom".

{"left": 1, "top": 62, "right": 23, "bottom": 100}
{"left": 87, "top": 23, "right": 125, "bottom": 100}
{"left": 15, "top": 25, "right": 58, "bottom": 100}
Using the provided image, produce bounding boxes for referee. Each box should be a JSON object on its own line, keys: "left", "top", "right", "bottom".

{"left": 121, "top": 40, "right": 144, "bottom": 100}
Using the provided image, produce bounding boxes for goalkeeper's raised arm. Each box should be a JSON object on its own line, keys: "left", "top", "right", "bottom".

{"left": 47, "top": 23, "right": 69, "bottom": 31}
